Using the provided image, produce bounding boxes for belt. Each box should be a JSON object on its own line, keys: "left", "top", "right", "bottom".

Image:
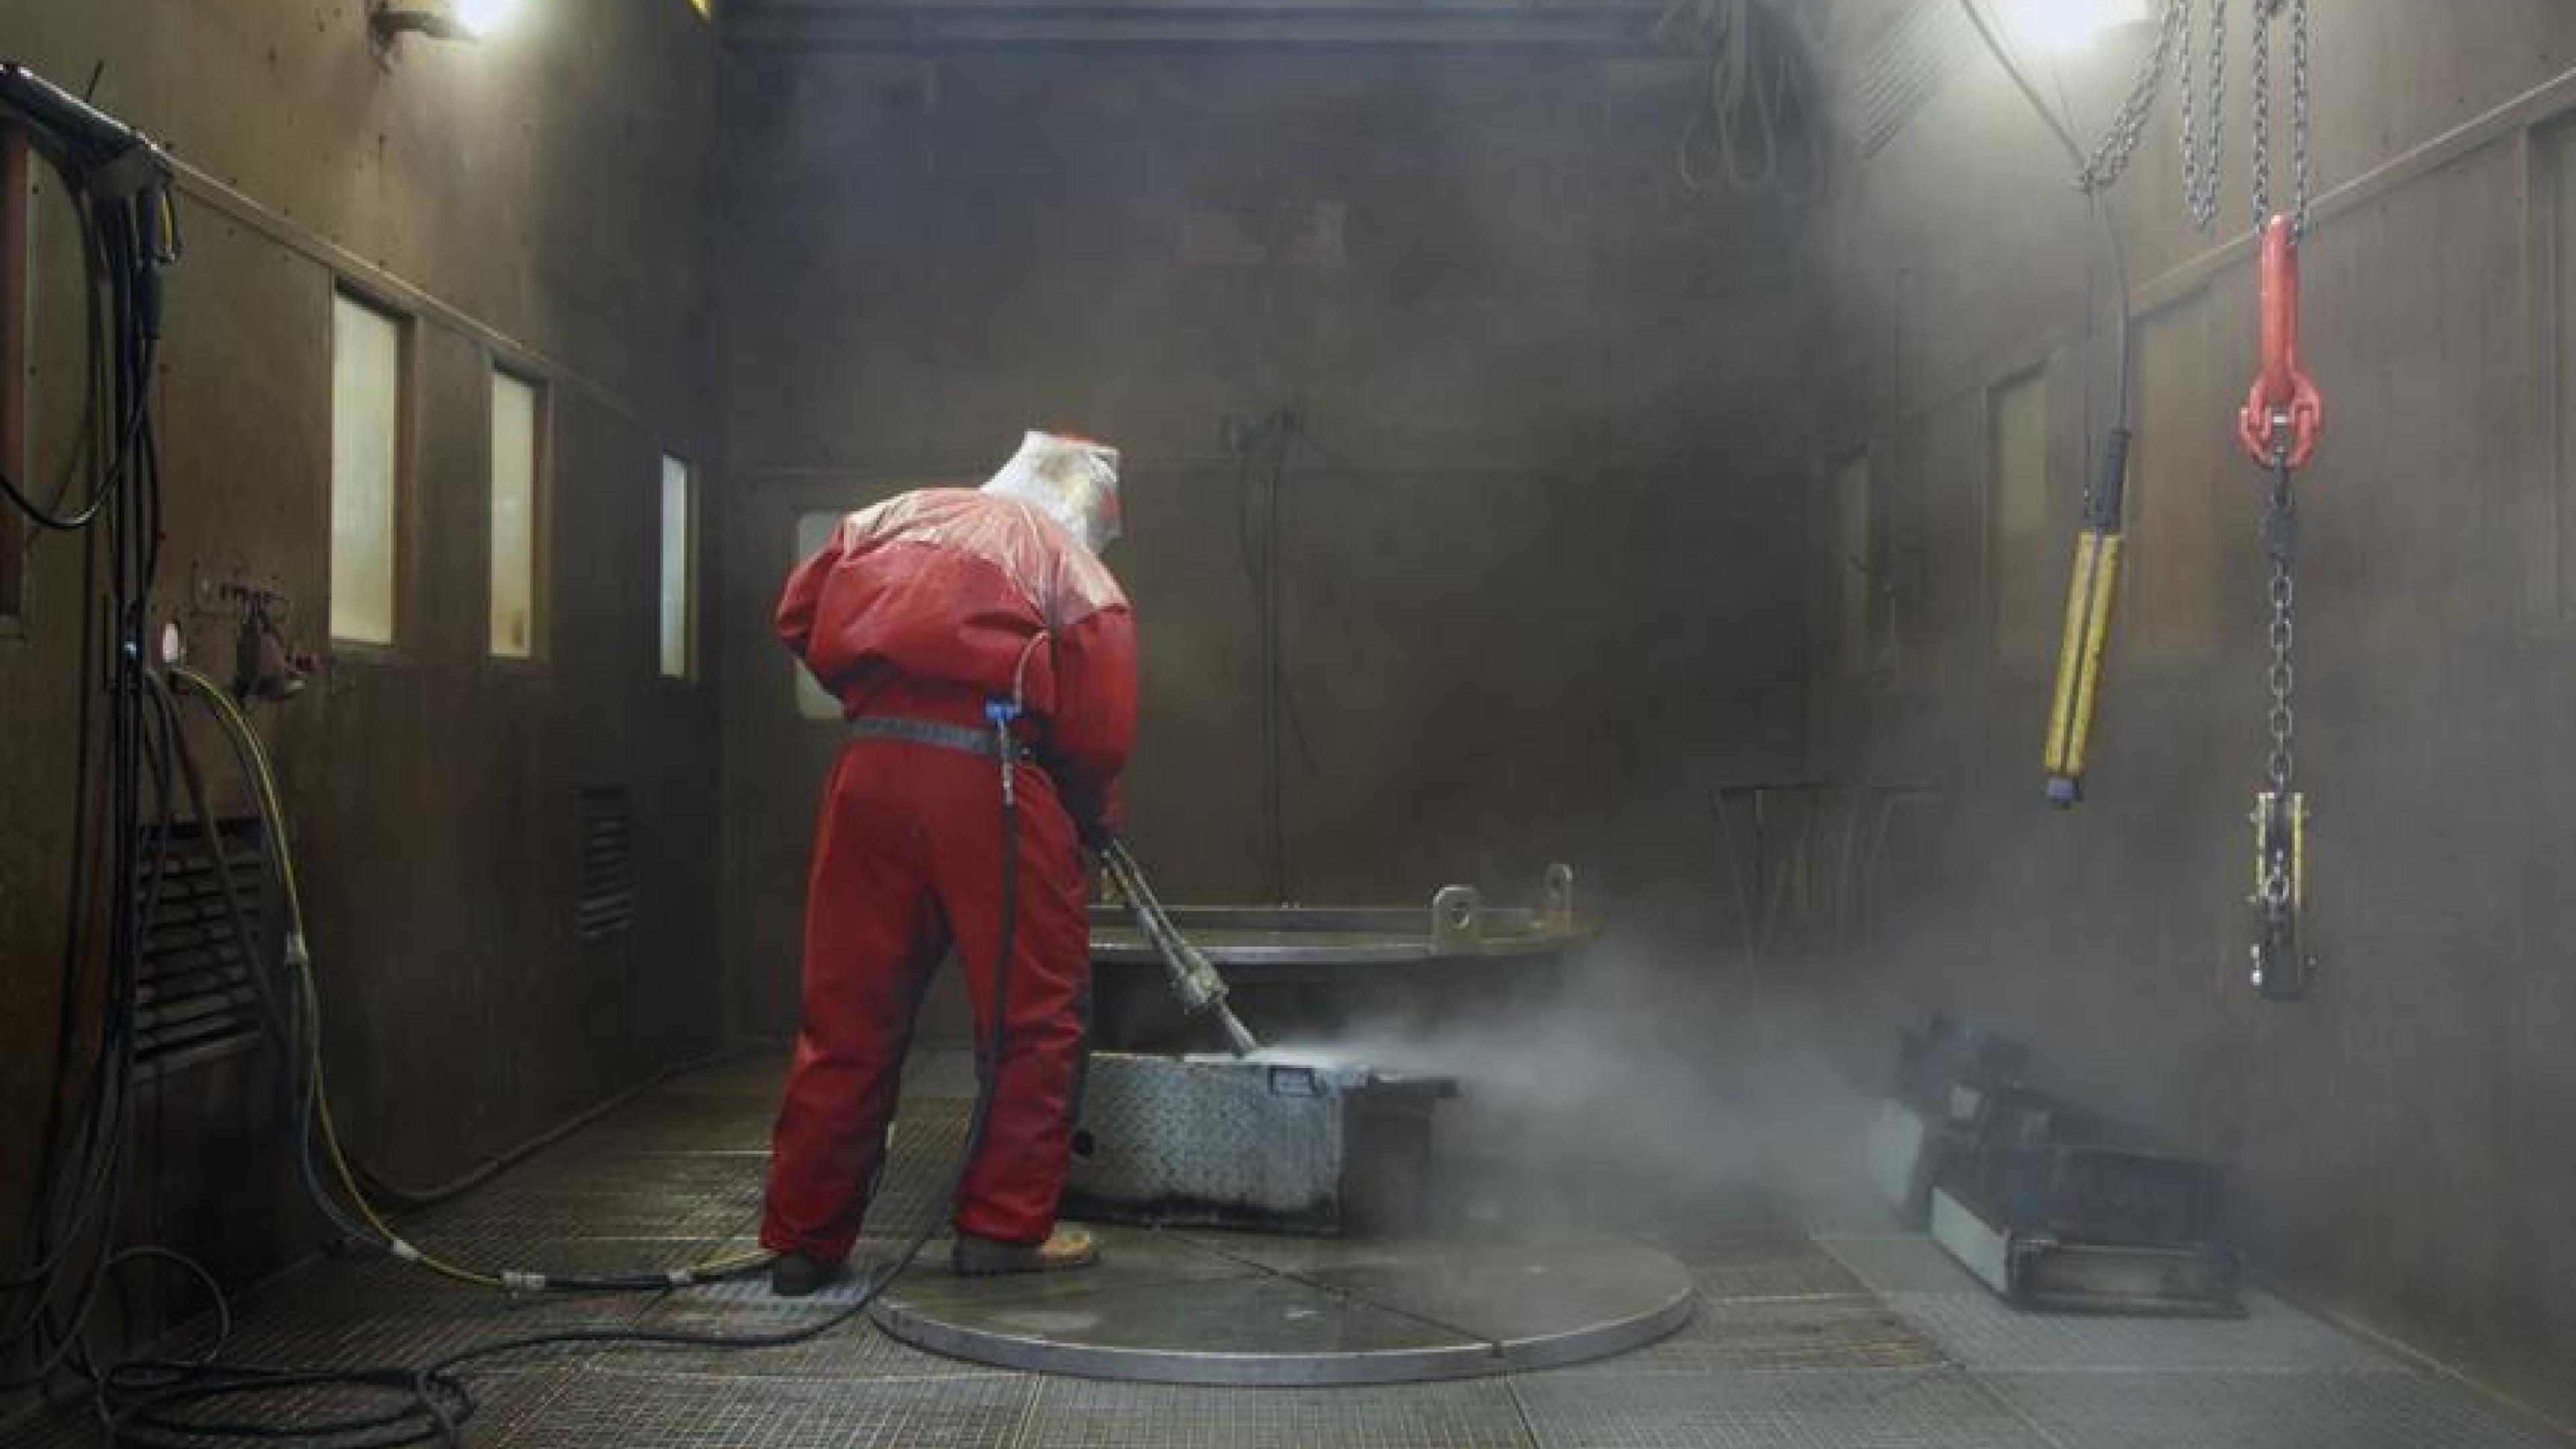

{"left": 847, "top": 714, "right": 1032, "bottom": 761}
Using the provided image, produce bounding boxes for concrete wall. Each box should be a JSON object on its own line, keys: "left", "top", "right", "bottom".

{"left": 711, "top": 53, "right": 1817, "bottom": 1035}
{"left": 1804, "top": 0, "right": 2576, "bottom": 1426}
{"left": 0, "top": 0, "right": 726, "bottom": 1324}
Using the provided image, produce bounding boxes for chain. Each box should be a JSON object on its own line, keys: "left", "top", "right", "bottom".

{"left": 2179, "top": 0, "right": 2226, "bottom": 229}
{"left": 2258, "top": 452, "right": 2298, "bottom": 907}
{"left": 2250, "top": 0, "right": 2274, "bottom": 229}
{"left": 2079, "top": 0, "right": 2184, "bottom": 197}
{"left": 2291, "top": 0, "right": 2312, "bottom": 236}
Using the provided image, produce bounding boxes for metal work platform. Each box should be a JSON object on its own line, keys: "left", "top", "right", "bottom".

{"left": 1086, "top": 870, "right": 1591, "bottom": 1050}
{"left": 873, "top": 1226, "right": 1695, "bottom": 1385}
{"left": 1091, "top": 862, "right": 1580, "bottom": 969}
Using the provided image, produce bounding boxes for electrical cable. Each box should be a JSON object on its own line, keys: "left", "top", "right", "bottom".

{"left": 347, "top": 1051, "right": 747, "bottom": 1212}
{"left": 1955, "top": 0, "right": 2088, "bottom": 166}
{"left": 1957, "top": 0, "right": 2138, "bottom": 435}
{"left": 2, "top": 60, "right": 1033, "bottom": 1442}
{"left": 17, "top": 539, "right": 105, "bottom": 1275}
{"left": 98, "top": 669, "right": 1034, "bottom": 1446}
{"left": 162, "top": 667, "right": 772, "bottom": 1293}
{"left": 1656, "top": 0, "right": 1824, "bottom": 201}
{"left": 1, "top": 101, "right": 175, "bottom": 1411}
{"left": 9, "top": 564, "right": 187, "bottom": 1398}
{"left": 1228, "top": 411, "right": 1322, "bottom": 900}
{"left": 0, "top": 195, "right": 110, "bottom": 531}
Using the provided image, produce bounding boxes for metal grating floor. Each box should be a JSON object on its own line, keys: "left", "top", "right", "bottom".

{"left": 4, "top": 1050, "right": 2569, "bottom": 1449}
{"left": 1511, "top": 1366, "right": 2054, "bottom": 1449}
{"left": 1882, "top": 1289, "right": 2398, "bottom": 1373}
{"left": 1988, "top": 1370, "right": 2573, "bottom": 1449}
{"left": 480, "top": 1367, "right": 1036, "bottom": 1449}
{"left": 1020, "top": 1377, "right": 1534, "bottom": 1449}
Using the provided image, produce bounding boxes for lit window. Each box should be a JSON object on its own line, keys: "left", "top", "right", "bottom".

{"left": 659, "top": 455, "right": 695, "bottom": 680}
{"left": 793, "top": 510, "right": 843, "bottom": 720}
{"left": 330, "top": 294, "right": 405, "bottom": 647}
{"left": 1988, "top": 367, "right": 2052, "bottom": 671}
{"left": 488, "top": 369, "right": 543, "bottom": 659}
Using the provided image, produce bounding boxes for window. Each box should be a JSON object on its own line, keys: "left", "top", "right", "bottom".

{"left": 1830, "top": 450, "right": 1878, "bottom": 680}
{"left": 329, "top": 294, "right": 405, "bottom": 647}
{"left": 658, "top": 454, "right": 696, "bottom": 680}
{"left": 2127, "top": 299, "right": 2221, "bottom": 660}
{"left": 1988, "top": 366, "right": 2053, "bottom": 672}
{"left": 793, "top": 510, "right": 843, "bottom": 720}
{"left": 1, "top": 128, "right": 28, "bottom": 629}
{"left": 488, "top": 368, "right": 544, "bottom": 659}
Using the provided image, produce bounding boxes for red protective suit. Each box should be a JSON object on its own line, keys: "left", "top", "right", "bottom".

{"left": 761, "top": 487, "right": 1137, "bottom": 1258}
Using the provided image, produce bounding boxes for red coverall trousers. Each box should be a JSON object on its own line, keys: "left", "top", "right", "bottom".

{"left": 759, "top": 730, "right": 1090, "bottom": 1260}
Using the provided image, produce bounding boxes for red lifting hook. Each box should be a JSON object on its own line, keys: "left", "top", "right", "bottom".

{"left": 2237, "top": 215, "right": 2324, "bottom": 470}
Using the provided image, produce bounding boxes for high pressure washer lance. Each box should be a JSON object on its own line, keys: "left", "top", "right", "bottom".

{"left": 1097, "top": 838, "right": 1263, "bottom": 1057}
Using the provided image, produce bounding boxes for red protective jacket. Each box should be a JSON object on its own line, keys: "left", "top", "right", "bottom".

{"left": 776, "top": 488, "right": 1137, "bottom": 835}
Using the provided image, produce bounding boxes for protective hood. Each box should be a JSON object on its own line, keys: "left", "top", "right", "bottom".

{"left": 981, "top": 431, "right": 1123, "bottom": 555}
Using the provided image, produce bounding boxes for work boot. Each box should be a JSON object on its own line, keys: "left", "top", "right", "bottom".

{"left": 951, "top": 1226, "right": 1100, "bottom": 1277}
{"left": 769, "top": 1250, "right": 843, "bottom": 1298}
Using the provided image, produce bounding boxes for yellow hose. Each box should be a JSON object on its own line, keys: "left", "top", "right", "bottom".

{"left": 166, "top": 666, "right": 768, "bottom": 1289}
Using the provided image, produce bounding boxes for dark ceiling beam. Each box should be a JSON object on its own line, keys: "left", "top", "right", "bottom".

{"left": 719, "top": 1, "right": 1675, "bottom": 55}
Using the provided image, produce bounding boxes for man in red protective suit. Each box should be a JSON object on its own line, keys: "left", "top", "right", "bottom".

{"left": 761, "top": 430, "right": 1136, "bottom": 1296}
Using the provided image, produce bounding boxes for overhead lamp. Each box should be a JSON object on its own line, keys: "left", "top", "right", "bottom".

{"left": 372, "top": 0, "right": 526, "bottom": 44}
{"left": 1996, "top": 0, "right": 2151, "bottom": 54}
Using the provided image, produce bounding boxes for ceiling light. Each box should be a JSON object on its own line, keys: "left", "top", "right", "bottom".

{"left": 1996, "top": 0, "right": 2151, "bottom": 54}
{"left": 372, "top": 0, "right": 525, "bottom": 44}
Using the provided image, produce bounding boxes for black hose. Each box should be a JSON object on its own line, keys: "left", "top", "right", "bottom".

{"left": 2, "top": 168, "right": 168, "bottom": 1400}
{"left": 347, "top": 1053, "right": 745, "bottom": 1212}
{"left": 95, "top": 743, "right": 1031, "bottom": 1447}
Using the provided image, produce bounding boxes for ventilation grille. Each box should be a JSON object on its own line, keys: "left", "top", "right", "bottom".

{"left": 1849, "top": 0, "right": 1978, "bottom": 158}
{"left": 138, "top": 817, "right": 276, "bottom": 1078}
{"left": 578, "top": 789, "right": 638, "bottom": 941}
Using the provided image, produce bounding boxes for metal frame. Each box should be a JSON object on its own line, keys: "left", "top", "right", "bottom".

{"left": 721, "top": 0, "right": 1672, "bottom": 54}
{"left": 1087, "top": 867, "right": 1589, "bottom": 975}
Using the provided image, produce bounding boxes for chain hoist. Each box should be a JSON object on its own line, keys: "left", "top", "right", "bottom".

{"left": 2249, "top": 436, "right": 2308, "bottom": 1000}
{"left": 2178, "top": 0, "right": 2226, "bottom": 229}
{"left": 2237, "top": 0, "right": 2320, "bottom": 1000}
{"left": 2247, "top": 0, "right": 2313, "bottom": 236}
{"left": 2044, "top": 0, "right": 2327, "bottom": 998}
{"left": 2237, "top": 203, "right": 2322, "bottom": 1000}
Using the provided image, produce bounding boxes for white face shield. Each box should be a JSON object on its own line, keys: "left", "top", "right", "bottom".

{"left": 981, "top": 431, "right": 1124, "bottom": 555}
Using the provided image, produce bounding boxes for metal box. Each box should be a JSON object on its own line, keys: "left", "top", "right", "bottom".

{"left": 1929, "top": 1087, "right": 2241, "bottom": 1316}
{"left": 1063, "top": 1052, "right": 1454, "bottom": 1236}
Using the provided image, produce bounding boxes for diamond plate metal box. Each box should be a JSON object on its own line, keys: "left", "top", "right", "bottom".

{"left": 1063, "top": 1053, "right": 1453, "bottom": 1236}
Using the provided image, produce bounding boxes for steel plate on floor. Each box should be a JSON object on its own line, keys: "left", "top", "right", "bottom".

{"left": 870, "top": 1226, "right": 1694, "bottom": 1385}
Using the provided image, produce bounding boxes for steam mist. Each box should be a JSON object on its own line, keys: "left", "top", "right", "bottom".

{"left": 1250, "top": 949, "right": 1878, "bottom": 1236}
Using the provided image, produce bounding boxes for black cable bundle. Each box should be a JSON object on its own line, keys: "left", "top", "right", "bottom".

{"left": 0, "top": 60, "right": 189, "bottom": 1416}
{"left": 1, "top": 61, "right": 1020, "bottom": 1447}
{"left": 83, "top": 697, "right": 1023, "bottom": 1448}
